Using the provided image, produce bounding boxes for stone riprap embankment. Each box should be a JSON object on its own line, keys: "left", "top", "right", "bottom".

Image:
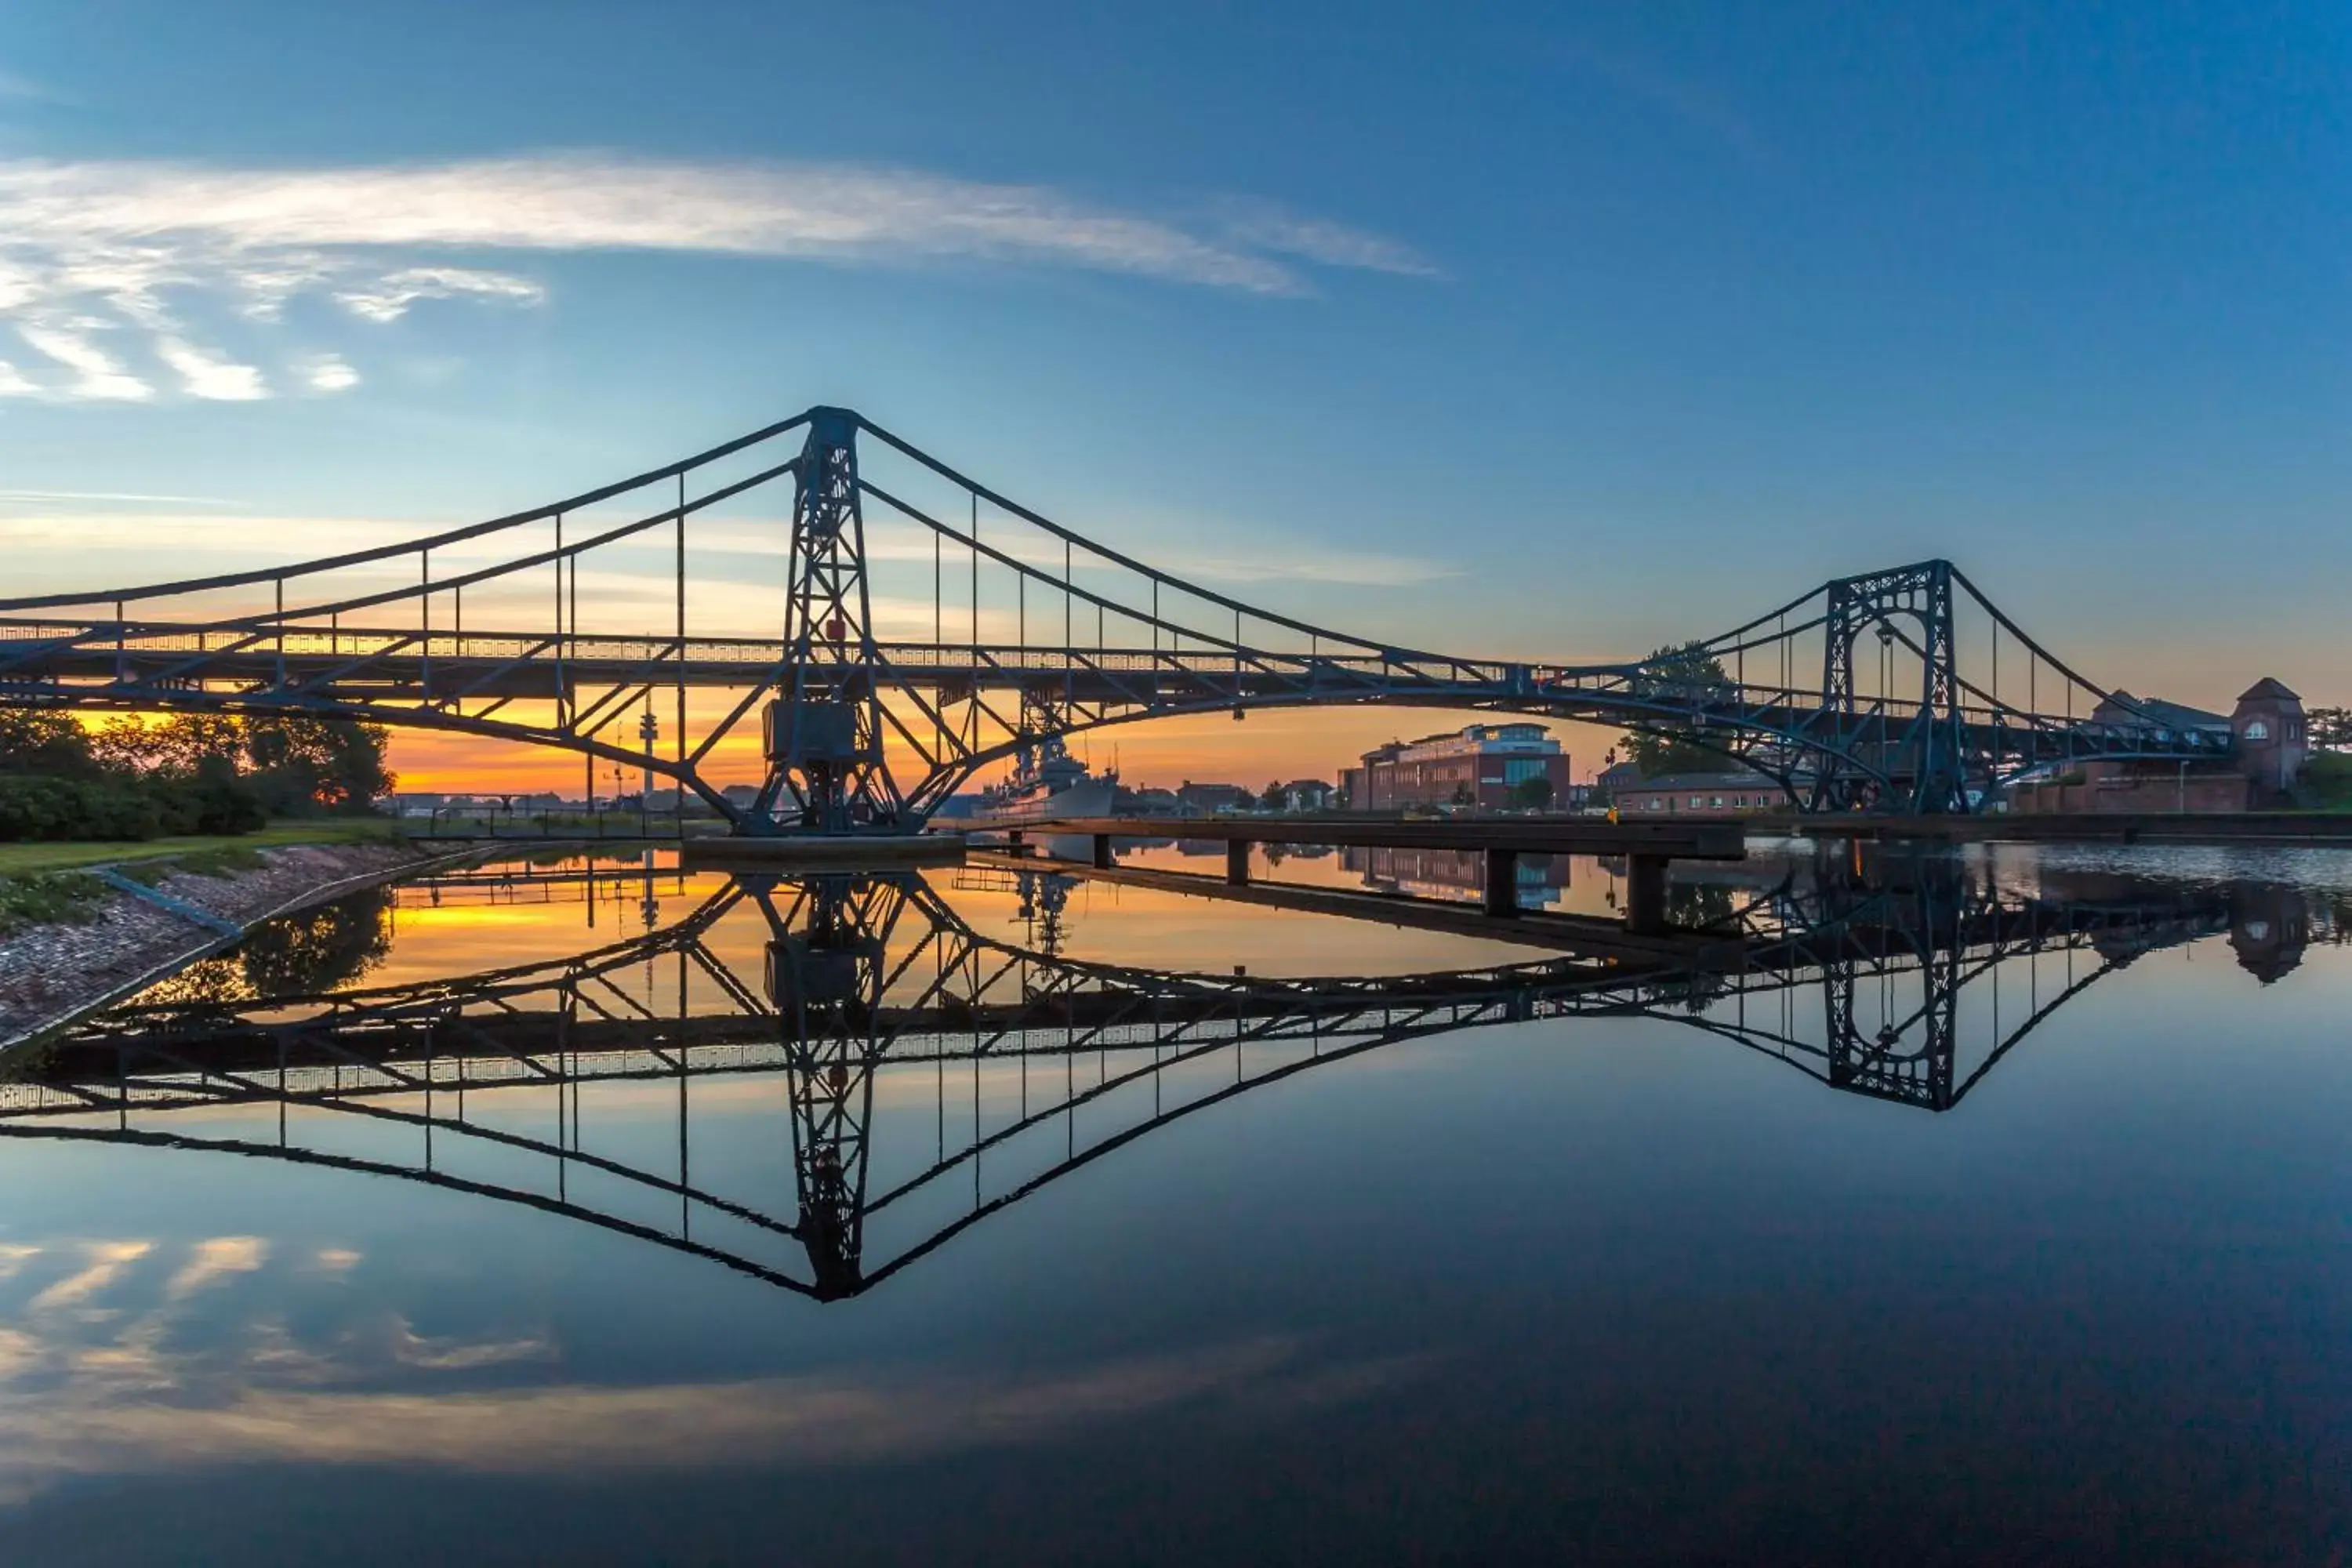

{"left": 0, "top": 840, "right": 442, "bottom": 1048}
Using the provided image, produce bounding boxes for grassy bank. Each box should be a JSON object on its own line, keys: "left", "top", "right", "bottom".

{"left": 2303, "top": 753, "right": 2352, "bottom": 811}
{"left": 0, "top": 818, "right": 401, "bottom": 877}
{"left": 0, "top": 872, "right": 109, "bottom": 939}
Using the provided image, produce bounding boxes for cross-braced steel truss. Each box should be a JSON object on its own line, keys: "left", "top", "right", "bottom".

{"left": 5, "top": 859, "right": 2238, "bottom": 1297}
{"left": 0, "top": 408, "right": 2231, "bottom": 827}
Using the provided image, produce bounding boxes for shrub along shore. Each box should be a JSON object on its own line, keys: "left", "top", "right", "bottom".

{"left": 0, "top": 710, "right": 394, "bottom": 845}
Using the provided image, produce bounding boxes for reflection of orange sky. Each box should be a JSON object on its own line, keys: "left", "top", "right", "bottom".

{"left": 353, "top": 859, "right": 1564, "bottom": 993}
{"left": 386, "top": 699, "right": 1624, "bottom": 797}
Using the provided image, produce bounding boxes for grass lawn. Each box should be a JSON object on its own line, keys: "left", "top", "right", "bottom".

{"left": 0, "top": 818, "right": 401, "bottom": 877}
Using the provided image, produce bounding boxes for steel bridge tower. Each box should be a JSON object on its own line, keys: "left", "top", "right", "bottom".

{"left": 1812, "top": 561, "right": 1970, "bottom": 814}
{"left": 755, "top": 409, "right": 905, "bottom": 833}
{"left": 759, "top": 873, "right": 902, "bottom": 1298}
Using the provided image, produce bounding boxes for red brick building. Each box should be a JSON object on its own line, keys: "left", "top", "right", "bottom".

{"left": 1611, "top": 770, "right": 1787, "bottom": 818}
{"left": 2010, "top": 679, "right": 2308, "bottom": 813}
{"left": 1340, "top": 723, "right": 1570, "bottom": 811}
{"left": 1341, "top": 844, "right": 1568, "bottom": 906}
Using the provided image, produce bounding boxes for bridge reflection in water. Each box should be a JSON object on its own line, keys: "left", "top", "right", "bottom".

{"left": 2, "top": 855, "right": 2322, "bottom": 1302}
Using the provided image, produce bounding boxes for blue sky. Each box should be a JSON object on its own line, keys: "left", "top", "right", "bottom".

{"left": 1, "top": 0, "right": 2344, "bottom": 751}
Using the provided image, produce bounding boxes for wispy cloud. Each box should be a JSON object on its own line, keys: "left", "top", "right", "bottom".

{"left": 0, "top": 489, "right": 240, "bottom": 506}
{"left": 14, "top": 321, "right": 149, "bottom": 401}
{"left": 296, "top": 352, "right": 358, "bottom": 392}
{"left": 27, "top": 1240, "right": 151, "bottom": 1313}
{"left": 0, "top": 502, "right": 1454, "bottom": 612}
{"left": 1214, "top": 201, "right": 1447, "bottom": 279}
{"left": 0, "top": 1269, "right": 1434, "bottom": 1506}
{"left": 1563, "top": 43, "right": 1770, "bottom": 168}
{"left": 334, "top": 266, "right": 546, "bottom": 324}
{"left": 0, "top": 153, "right": 1439, "bottom": 405}
{"left": 162, "top": 1238, "right": 265, "bottom": 1301}
{"left": 154, "top": 336, "right": 266, "bottom": 401}
{"left": 1154, "top": 546, "right": 1455, "bottom": 589}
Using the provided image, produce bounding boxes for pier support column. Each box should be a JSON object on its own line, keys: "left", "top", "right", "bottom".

{"left": 1225, "top": 840, "right": 1251, "bottom": 886}
{"left": 1625, "top": 855, "right": 1668, "bottom": 935}
{"left": 1483, "top": 848, "right": 1519, "bottom": 917}
{"left": 1092, "top": 833, "right": 1112, "bottom": 870}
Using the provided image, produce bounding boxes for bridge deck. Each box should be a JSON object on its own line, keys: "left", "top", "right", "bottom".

{"left": 1751, "top": 812, "right": 2352, "bottom": 847}
{"left": 0, "top": 627, "right": 2222, "bottom": 767}
{"left": 1000, "top": 815, "right": 1749, "bottom": 860}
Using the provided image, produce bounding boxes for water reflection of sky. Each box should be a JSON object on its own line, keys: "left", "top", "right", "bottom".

{"left": 2, "top": 844, "right": 2349, "bottom": 1562}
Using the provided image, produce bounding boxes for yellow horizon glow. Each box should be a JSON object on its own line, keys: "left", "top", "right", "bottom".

{"left": 379, "top": 703, "right": 1626, "bottom": 796}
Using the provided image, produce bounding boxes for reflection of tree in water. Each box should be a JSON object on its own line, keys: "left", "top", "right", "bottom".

{"left": 1664, "top": 882, "right": 1737, "bottom": 929}
{"left": 2321, "top": 891, "right": 2352, "bottom": 946}
{"left": 137, "top": 891, "right": 394, "bottom": 1006}
{"left": 1638, "top": 969, "right": 1730, "bottom": 1014}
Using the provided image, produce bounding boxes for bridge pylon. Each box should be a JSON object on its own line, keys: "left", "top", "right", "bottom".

{"left": 1810, "top": 561, "right": 1970, "bottom": 814}
{"left": 759, "top": 874, "right": 906, "bottom": 1298}
{"left": 753, "top": 409, "right": 908, "bottom": 833}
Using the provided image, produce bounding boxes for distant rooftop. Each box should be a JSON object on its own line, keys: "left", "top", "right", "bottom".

{"left": 1622, "top": 771, "right": 1783, "bottom": 792}
{"left": 2101, "top": 691, "right": 2230, "bottom": 731}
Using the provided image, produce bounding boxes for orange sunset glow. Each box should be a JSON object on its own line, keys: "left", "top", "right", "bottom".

{"left": 382, "top": 700, "right": 1624, "bottom": 797}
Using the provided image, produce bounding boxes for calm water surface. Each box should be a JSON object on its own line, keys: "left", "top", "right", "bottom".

{"left": 2, "top": 840, "right": 2348, "bottom": 1564}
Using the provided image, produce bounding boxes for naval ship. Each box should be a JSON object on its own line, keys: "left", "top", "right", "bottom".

{"left": 965, "top": 735, "right": 1117, "bottom": 826}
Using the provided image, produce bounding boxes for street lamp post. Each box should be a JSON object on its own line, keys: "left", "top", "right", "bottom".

{"left": 637, "top": 708, "right": 659, "bottom": 837}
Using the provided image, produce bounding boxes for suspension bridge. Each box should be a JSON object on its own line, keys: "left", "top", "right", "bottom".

{"left": 7, "top": 858, "right": 2235, "bottom": 1299}
{"left": 0, "top": 408, "right": 2230, "bottom": 831}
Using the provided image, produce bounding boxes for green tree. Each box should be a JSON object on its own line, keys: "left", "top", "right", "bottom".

{"left": 0, "top": 713, "right": 100, "bottom": 779}
{"left": 1509, "top": 775, "right": 1555, "bottom": 810}
{"left": 0, "top": 709, "right": 391, "bottom": 843}
{"left": 2310, "top": 706, "right": 2352, "bottom": 751}
{"left": 87, "top": 716, "right": 159, "bottom": 773}
{"left": 245, "top": 716, "right": 396, "bottom": 814}
{"left": 148, "top": 715, "right": 246, "bottom": 774}
{"left": 1622, "top": 641, "right": 1736, "bottom": 779}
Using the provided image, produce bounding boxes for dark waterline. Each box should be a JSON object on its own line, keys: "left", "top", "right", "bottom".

{"left": 2, "top": 841, "right": 2348, "bottom": 1564}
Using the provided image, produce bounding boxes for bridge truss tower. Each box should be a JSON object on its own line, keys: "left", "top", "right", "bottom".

{"left": 1812, "top": 561, "right": 1969, "bottom": 814}
{"left": 757, "top": 409, "right": 906, "bottom": 833}
{"left": 757, "top": 873, "right": 907, "bottom": 1298}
